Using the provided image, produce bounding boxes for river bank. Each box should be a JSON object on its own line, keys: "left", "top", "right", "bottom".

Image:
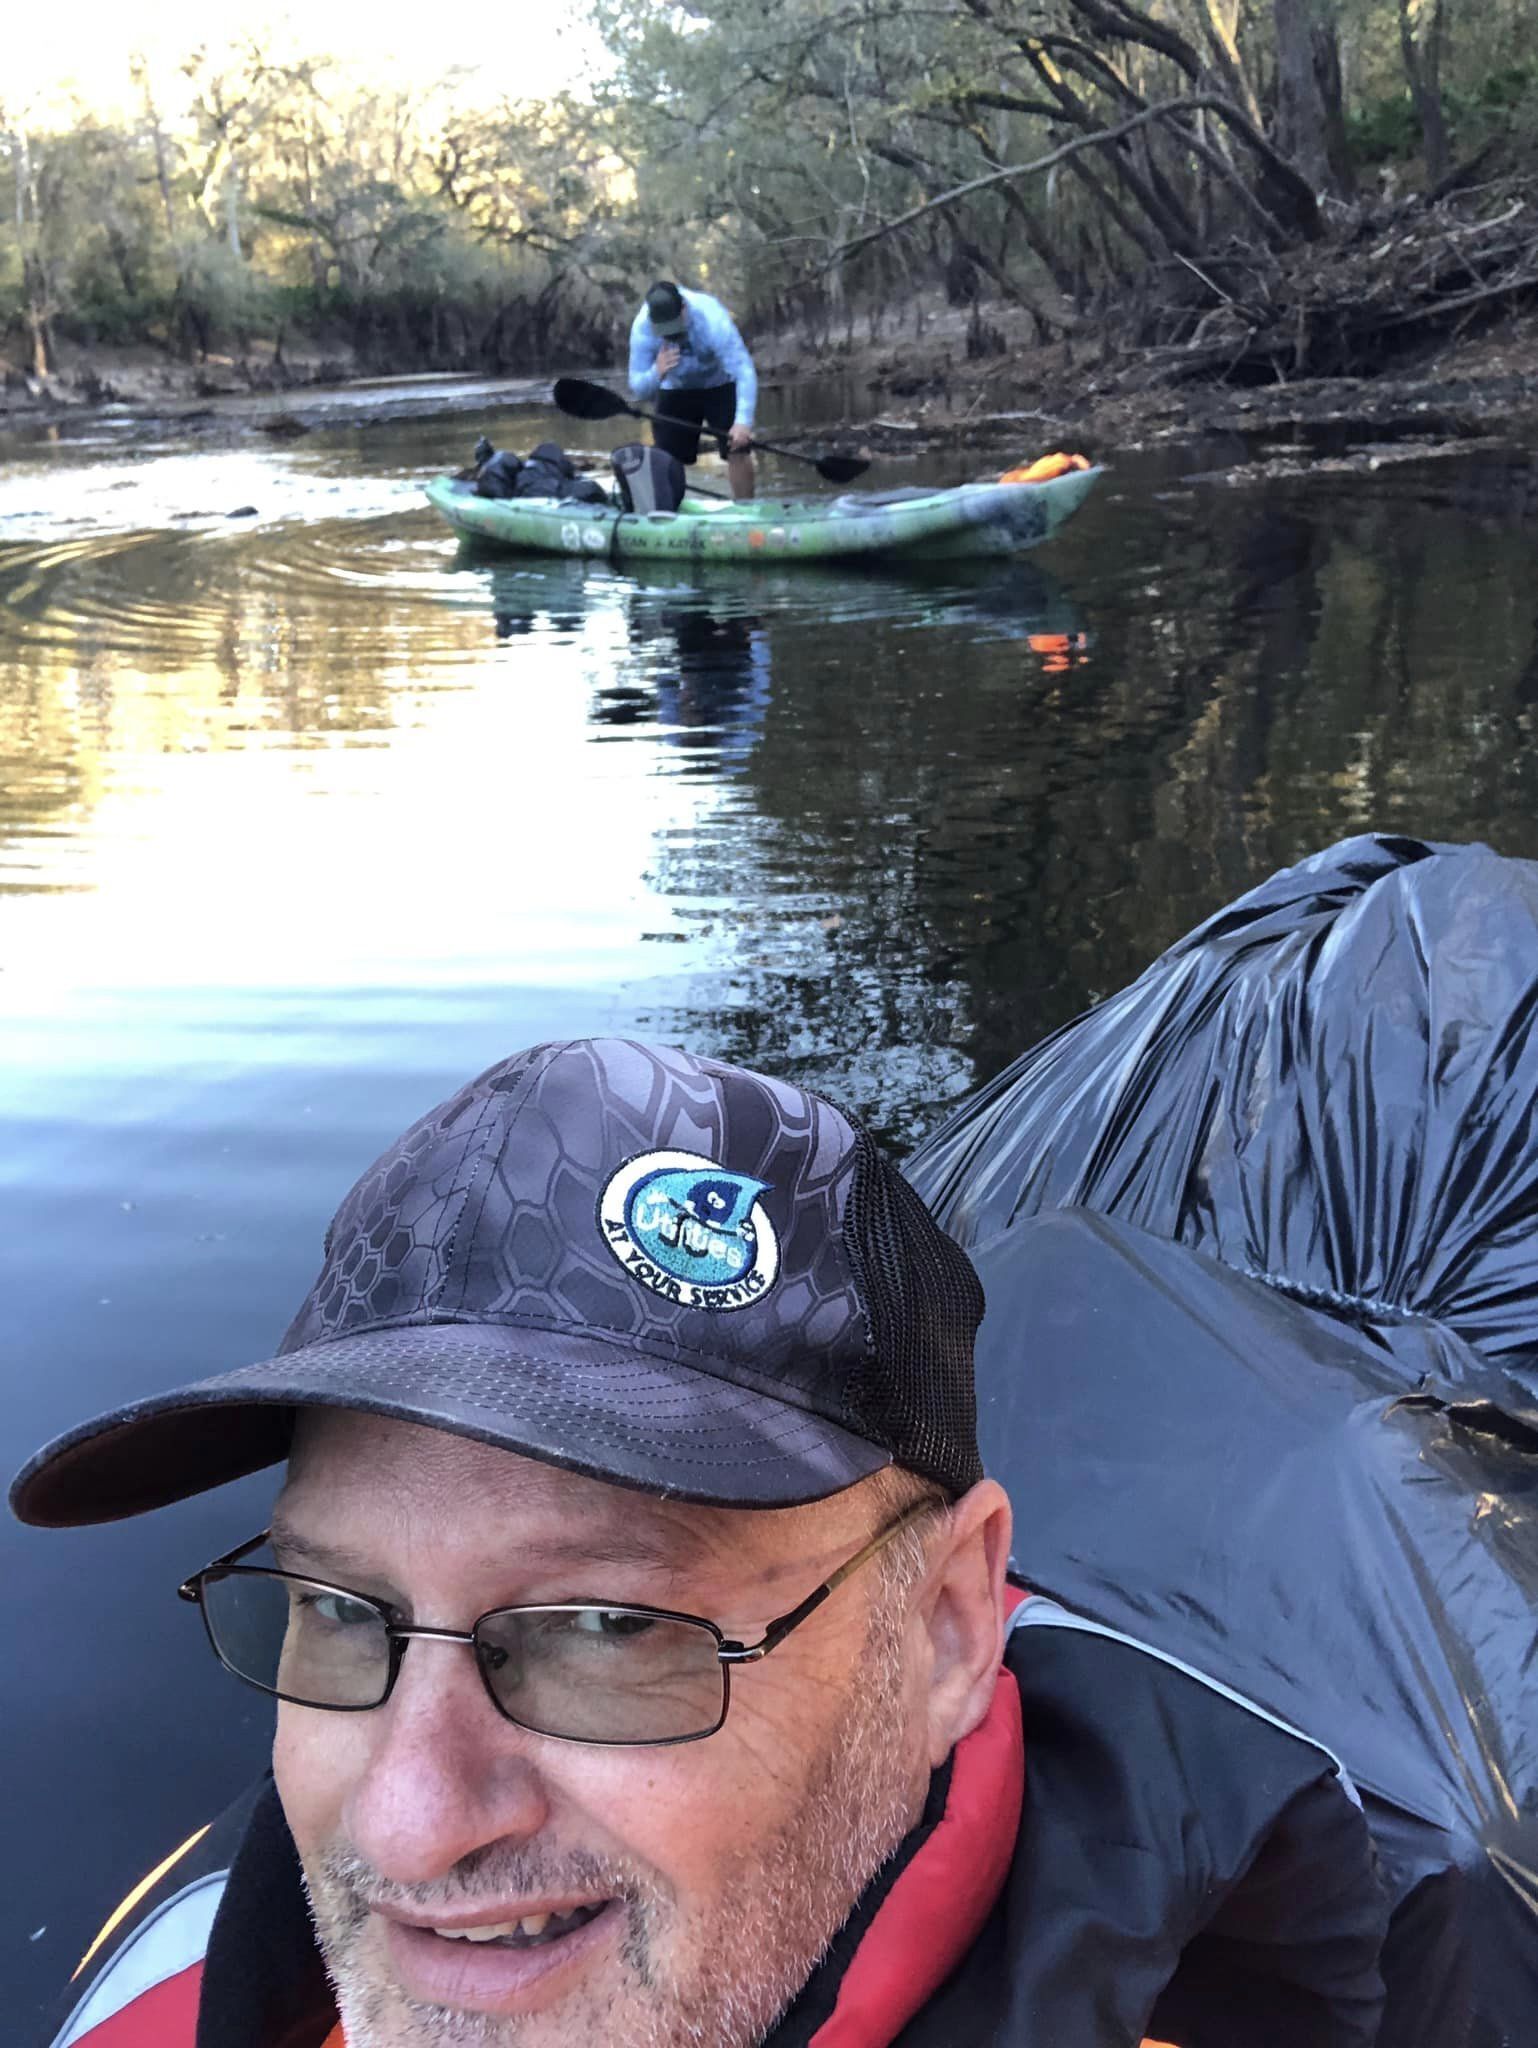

{"left": 809, "top": 170, "right": 1538, "bottom": 460}
{"left": 6, "top": 295, "right": 1536, "bottom": 479}
{"left": 0, "top": 353, "right": 575, "bottom": 445}
{"left": 772, "top": 297, "right": 1538, "bottom": 465}
{"left": 1, "top": 336, "right": 349, "bottom": 414}
{"left": 837, "top": 337, "right": 1538, "bottom": 508}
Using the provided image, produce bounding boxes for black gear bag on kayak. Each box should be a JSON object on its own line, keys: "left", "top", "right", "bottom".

{"left": 906, "top": 834, "right": 1538, "bottom": 2048}
{"left": 611, "top": 442, "right": 687, "bottom": 514}
{"left": 474, "top": 441, "right": 607, "bottom": 505}
{"left": 473, "top": 447, "right": 525, "bottom": 499}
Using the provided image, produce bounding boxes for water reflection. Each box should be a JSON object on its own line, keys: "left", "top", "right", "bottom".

{"left": 4, "top": 432, "right": 1537, "bottom": 1129}
{"left": 608, "top": 599, "right": 772, "bottom": 772}
{"left": 624, "top": 451, "right": 1538, "bottom": 1137}
{"left": 452, "top": 546, "right": 1089, "bottom": 791}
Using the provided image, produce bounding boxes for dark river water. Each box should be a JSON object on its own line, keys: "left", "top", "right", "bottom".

{"left": 4, "top": 376, "right": 1537, "bottom": 2023}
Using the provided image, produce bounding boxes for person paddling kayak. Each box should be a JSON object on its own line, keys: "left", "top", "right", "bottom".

{"left": 629, "top": 280, "right": 758, "bottom": 500}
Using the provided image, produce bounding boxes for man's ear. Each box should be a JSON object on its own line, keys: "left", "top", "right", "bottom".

{"left": 919, "top": 1479, "right": 1013, "bottom": 1769}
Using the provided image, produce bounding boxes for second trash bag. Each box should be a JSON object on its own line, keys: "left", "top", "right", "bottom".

{"left": 906, "top": 834, "right": 1538, "bottom": 2047}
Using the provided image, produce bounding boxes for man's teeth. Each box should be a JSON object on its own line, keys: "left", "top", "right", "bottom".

{"left": 431, "top": 1905, "right": 600, "bottom": 1946}
{"left": 436, "top": 1919, "right": 539, "bottom": 1943}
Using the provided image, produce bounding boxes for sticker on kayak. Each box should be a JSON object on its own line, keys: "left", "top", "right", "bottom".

{"left": 599, "top": 1150, "right": 778, "bottom": 1309}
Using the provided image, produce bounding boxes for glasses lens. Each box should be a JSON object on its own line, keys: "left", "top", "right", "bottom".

{"left": 200, "top": 1571, "right": 390, "bottom": 1708}
{"left": 476, "top": 1607, "right": 725, "bottom": 1743}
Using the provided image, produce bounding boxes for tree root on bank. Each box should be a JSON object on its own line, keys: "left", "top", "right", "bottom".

{"left": 1115, "top": 177, "right": 1538, "bottom": 386}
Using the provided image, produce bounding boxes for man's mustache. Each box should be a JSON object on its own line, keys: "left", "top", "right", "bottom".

{"left": 312, "top": 1840, "right": 670, "bottom": 1917}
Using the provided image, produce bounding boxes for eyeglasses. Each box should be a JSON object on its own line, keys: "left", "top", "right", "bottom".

{"left": 177, "top": 1501, "right": 934, "bottom": 1748}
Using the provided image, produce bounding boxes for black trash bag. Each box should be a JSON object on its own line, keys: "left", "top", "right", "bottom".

{"left": 905, "top": 834, "right": 1538, "bottom": 2046}
{"left": 612, "top": 442, "right": 687, "bottom": 514}
{"left": 474, "top": 448, "right": 525, "bottom": 500}
{"left": 516, "top": 443, "right": 608, "bottom": 505}
{"left": 474, "top": 441, "right": 607, "bottom": 505}
{"left": 913, "top": 834, "right": 1538, "bottom": 1426}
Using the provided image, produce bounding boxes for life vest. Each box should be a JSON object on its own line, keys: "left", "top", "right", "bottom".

{"left": 40, "top": 1595, "right": 1387, "bottom": 2048}
{"left": 1027, "top": 629, "right": 1092, "bottom": 674}
{"left": 998, "top": 451, "right": 1092, "bottom": 484}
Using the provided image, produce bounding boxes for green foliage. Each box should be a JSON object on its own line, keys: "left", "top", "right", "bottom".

{"left": 178, "top": 241, "right": 274, "bottom": 342}
{"left": 1347, "top": 94, "right": 1421, "bottom": 167}
{"left": 1347, "top": 59, "right": 1538, "bottom": 171}
{"left": 1451, "top": 60, "right": 1538, "bottom": 154}
{"left": 0, "top": 52, "right": 635, "bottom": 373}
{"left": 0, "top": 236, "right": 23, "bottom": 331}
{"left": 2, "top": 0, "right": 1534, "bottom": 373}
{"left": 1472, "top": 60, "right": 1538, "bottom": 114}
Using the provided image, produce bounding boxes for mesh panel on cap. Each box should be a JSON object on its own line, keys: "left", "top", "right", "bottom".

{"left": 840, "top": 1131, "right": 985, "bottom": 1495}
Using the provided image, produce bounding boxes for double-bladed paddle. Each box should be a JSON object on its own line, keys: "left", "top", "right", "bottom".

{"left": 553, "top": 377, "right": 870, "bottom": 486}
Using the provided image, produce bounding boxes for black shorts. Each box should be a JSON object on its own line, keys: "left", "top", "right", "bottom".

{"left": 651, "top": 384, "right": 736, "bottom": 466}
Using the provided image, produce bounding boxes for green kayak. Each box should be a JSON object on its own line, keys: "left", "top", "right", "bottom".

{"left": 424, "top": 467, "right": 1099, "bottom": 564}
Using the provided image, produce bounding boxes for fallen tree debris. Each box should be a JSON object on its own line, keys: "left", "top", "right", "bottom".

{"left": 1118, "top": 177, "right": 1538, "bottom": 385}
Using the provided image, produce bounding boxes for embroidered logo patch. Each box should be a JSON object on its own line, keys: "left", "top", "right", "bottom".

{"left": 600, "top": 1150, "right": 778, "bottom": 1310}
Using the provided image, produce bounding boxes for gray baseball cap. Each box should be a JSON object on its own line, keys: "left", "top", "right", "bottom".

{"left": 646, "top": 281, "right": 689, "bottom": 337}
{"left": 11, "top": 1040, "right": 985, "bottom": 1527}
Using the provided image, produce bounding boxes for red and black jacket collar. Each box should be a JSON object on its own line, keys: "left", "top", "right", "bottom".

{"left": 764, "top": 1672, "right": 1024, "bottom": 2048}
{"left": 43, "top": 1599, "right": 1390, "bottom": 2048}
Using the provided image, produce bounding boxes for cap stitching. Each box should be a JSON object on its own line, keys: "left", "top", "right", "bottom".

{"left": 804, "top": 1086, "right": 878, "bottom": 1428}
{"left": 439, "top": 1044, "right": 568, "bottom": 1320}
{"left": 416, "top": 1092, "right": 502, "bottom": 1320}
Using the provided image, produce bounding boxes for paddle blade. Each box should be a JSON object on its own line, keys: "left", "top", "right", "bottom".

{"left": 553, "top": 377, "right": 632, "bottom": 422}
{"left": 815, "top": 453, "right": 871, "bottom": 484}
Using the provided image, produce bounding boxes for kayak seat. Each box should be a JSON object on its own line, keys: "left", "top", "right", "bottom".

{"left": 613, "top": 443, "right": 688, "bottom": 514}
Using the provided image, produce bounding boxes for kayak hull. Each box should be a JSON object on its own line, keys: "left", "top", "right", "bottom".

{"left": 424, "top": 469, "right": 1099, "bottom": 563}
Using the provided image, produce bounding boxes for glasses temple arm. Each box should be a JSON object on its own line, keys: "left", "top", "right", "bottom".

{"left": 178, "top": 1527, "right": 273, "bottom": 1601}
{"left": 718, "top": 1498, "right": 937, "bottom": 1663}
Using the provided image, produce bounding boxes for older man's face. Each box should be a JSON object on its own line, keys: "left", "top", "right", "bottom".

{"left": 272, "top": 1414, "right": 935, "bottom": 2048}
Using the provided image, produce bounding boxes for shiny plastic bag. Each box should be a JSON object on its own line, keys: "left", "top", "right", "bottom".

{"left": 907, "top": 835, "right": 1538, "bottom": 2046}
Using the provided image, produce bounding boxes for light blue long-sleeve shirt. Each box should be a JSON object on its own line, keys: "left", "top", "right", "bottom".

{"left": 628, "top": 288, "right": 758, "bottom": 430}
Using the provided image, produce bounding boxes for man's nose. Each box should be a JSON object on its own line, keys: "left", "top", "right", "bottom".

{"left": 344, "top": 1635, "right": 552, "bottom": 1886}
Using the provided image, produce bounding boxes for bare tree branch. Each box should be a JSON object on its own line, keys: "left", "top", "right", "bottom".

{"left": 821, "top": 93, "right": 1318, "bottom": 269}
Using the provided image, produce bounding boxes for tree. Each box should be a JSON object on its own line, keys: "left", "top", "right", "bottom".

{"left": 1273, "top": 0, "right": 1355, "bottom": 197}
{"left": 1397, "top": 0, "right": 1451, "bottom": 182}
{"left": 5, "top": 120, "right": 56, "bottom": 376}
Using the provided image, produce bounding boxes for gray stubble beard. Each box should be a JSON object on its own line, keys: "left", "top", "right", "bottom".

{"left": 302, "top": 1592, "right": 922, "bottom": 2048}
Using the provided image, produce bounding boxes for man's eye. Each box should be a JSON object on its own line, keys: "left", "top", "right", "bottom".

{"left": 300, "top": 1591, "right": 376, "bottom": 1628}
{"left": 571, "top": 1608, "right": 657, "bottom": 1639}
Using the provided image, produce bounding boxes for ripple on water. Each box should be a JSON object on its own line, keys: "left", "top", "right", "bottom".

{"left": 0, "top": 468, "right": 1090, "bottom": 679}
{"left": 0, "top": 443, "right": 451, "bottom": 669}
{"left": 0, "top": 513, "right": 471, "bottom": 669}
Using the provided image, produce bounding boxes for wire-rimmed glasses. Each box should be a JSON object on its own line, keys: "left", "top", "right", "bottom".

{"left": 178, "top": 1500, "right": 933, "bottom": 1748}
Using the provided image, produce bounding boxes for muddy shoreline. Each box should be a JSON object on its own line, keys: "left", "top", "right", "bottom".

{"left": 6, "top": 307, "right": 1537, "bottom": 469}
{"left": 788, "top": 297, "right": 1538, "bottom": 457}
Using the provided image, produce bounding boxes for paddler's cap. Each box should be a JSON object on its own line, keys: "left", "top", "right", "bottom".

{"left": 11, "top": 1040, "right": 985, "bottom": 1527}
{"left": 646, "top": 280, "right": 689, "bottom": 337}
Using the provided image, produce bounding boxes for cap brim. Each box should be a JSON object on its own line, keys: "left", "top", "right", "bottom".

{"left": 654, "top": 320, "right": 688, "bottom": 337}
{"left": 9, "top": 1322, "right": 891, "bottom": 1528}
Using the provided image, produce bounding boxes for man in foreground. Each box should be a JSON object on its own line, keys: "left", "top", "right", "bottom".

{"left": 629, "top": 279, "right": 758, "bottom": 500}
{"left": 16, "top": 1039, "right": 1387, "bottom": 2047}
